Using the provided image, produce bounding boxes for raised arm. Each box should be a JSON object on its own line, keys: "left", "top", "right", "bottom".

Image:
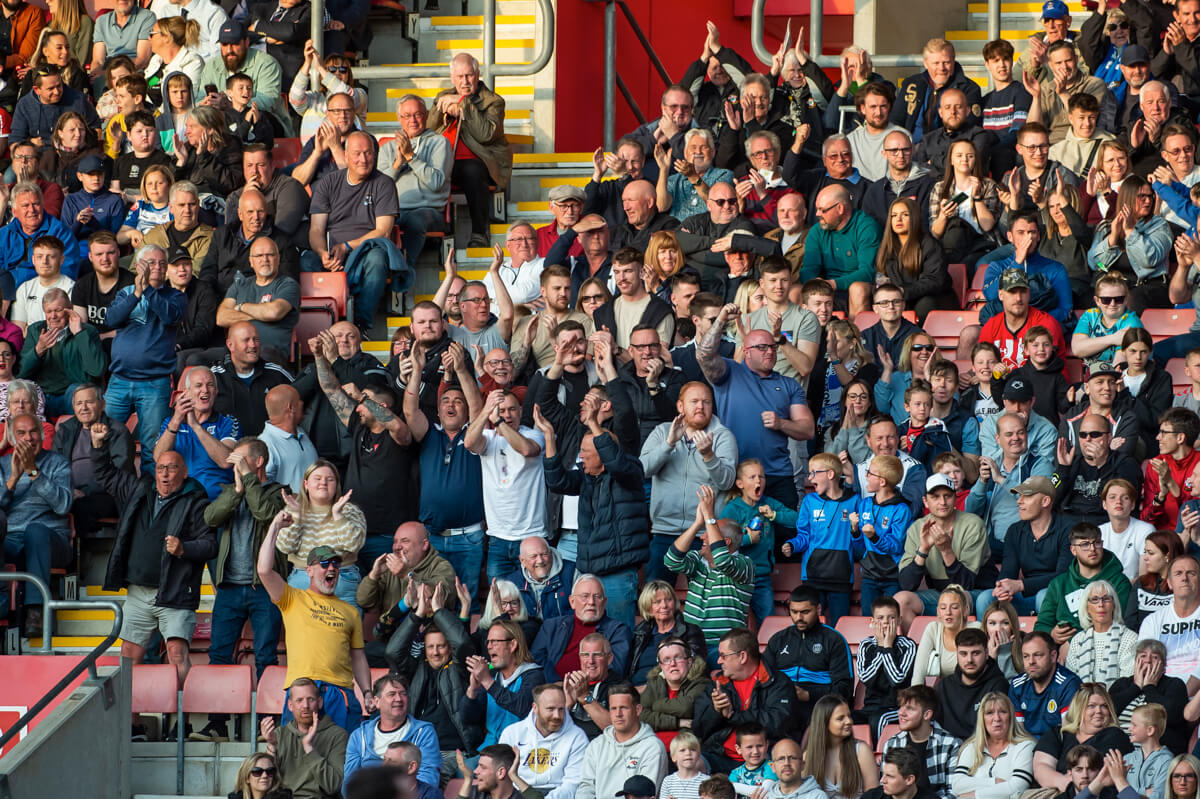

{"left": 697, "top": 303, "right": 736, "bottom": 384}
{"left": 311, "top": 329, "right": 357, "bottom": 429}
{"left": 433, "top": 248, "right": 458, "bottom": 310}
{"left": 257, "top": 509, "right": 291, "bottom": 602}
{"left": 487, "top": 245, "right": 516, "bottom": 344}
{"left": 402, "top": 345, "right": 431, "bottom": 442}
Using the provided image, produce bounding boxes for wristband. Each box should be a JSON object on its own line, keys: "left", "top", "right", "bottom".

{"left": 168, "top": 427, "right": 179, "bottom": 435}
{"left": 916, "top": 549, "right": 929, "bottom": 559}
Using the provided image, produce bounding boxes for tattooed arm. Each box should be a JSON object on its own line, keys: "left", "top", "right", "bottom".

{"left": 313, "top": 330, "right": 357, "bottom": 430}
{"left": 698, "top": 303, "right": 737, "bottom": 385}
{"left": 360, "top": 396, "right": 413, "bottom": 446}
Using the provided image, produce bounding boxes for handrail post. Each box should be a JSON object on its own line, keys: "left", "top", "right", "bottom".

{"left": 603, "top": 0, "right": 616, "bottom": 150}
{"left": 810, "top": 0, "right": 824, "bottom": 64}
{"left": 988, "top": 0, "right": 1000, "bottom": 42}
{"left": 481, "top": 0, "right": 496, "bottom": 87}
{"left": 310, "top": 0, "right": 323, "bottom": 84}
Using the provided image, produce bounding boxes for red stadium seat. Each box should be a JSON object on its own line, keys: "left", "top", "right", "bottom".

{"left": 1018, "top": 617, "right": 1036, "bottom": 633}
{"left": 182, "top": 666, "right": 253, "bottom": 730}
{"left": 445, "top": 779, "right": 464, "bottom": 799}
{"left": 757, "top": 616, "right": 792, "bottom": 651}
{"left": 876, "top": 723, "right": 901, "bottom": 754}
{"left": 272, "top": 138, "right": 303, "bottom": 171}
{"left": 254, "top": 665, "right": 288, "bottom": 716}
{"left": 835, "top": 616, "right": 874, "bottom": 657}
{"left": 132, "top": 664, "right": 179, "bottom": 714}
{"left": 1168, "top": 358, "right": 1191, "bottom": 393}
{"left": 949, "top": 263, "right": 968, "bottom": 309}
{"left": 853, "top": 679, "right": 866, "bottom": 710}
{"left": 293, "top": 305, "right": 337, "bottom": 360}
{"left": 300, "top": 272, "right": 349, "bottom": 320}
{"left": 966, "top": 269, "right": 986, "bottom": 309}
{"left": 852, "top": 724, "right": 872, "bottom": 744}
{"left": 908, "top": 616, "right": 935, "bottom": 643}
{"left": 1064, "top": 357, "right": 1085, "bottom": 384}
{"left": 903, "top": 310, "right": 918, "bottom": 323}
{"left": 855, "top": 311, "right": 879, "bottom": 329}
{"left": 924, "top": 310, "right": 979, "bottom": 351}
{"left": 1142, "top": 309, "right": 1193, "bottom": 343}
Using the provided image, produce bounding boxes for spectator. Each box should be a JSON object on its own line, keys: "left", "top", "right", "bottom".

{"left": 967, "top": 412, "right": 1054, "bottom": 556}
{"left": 1126, "top": 531, "right": 1184, "bottom": 630}
{"left": 627, "top": 582, "right": 706, "bottom": 684}
{"left": 498, "top": 682, "right": 588, "bottom": 799}
{"left": 358, "top": 521, "right": 457, "bottom": 627}
{"left": 0, "top": 0, "right": 43, "bottom": 80}
{"left": 144, "top": 19, "right": 204, "bottom": 97}
{"left": 105, "top": 243, "right": 187, "bottom": 470}
{"left": 762, "top": 738, "right": 826, "bottom": 799}
{"left": 5, "top": 138, "right": 66, "bottom": 220}
{"left": 452, "top": 264, "right": 516, "bottom": 356}
{"left": 154, "top": 365, "right": 238, "bottom": 500}
{"left": 866, "top": 748, "right": 943, "bottom": 799}
{"left": 378, "top": 94, "right": 452, "bottom": 270}
{"left": 764, "top": 192, "right": 808, "bottom": 277}
{"left": 145, "top": 181, "right": 215, "bottom": 267}
{"left": 916, "top": 89, "right": 998, "bottom": 177}
{"left": 574, "top": 683, "right": 668, "bottom": 799}
{"left": 345, "top": 672, "right": 441, "bottom": 786}
{"left": 1150, "top": 0, "right": 1200, "bottom": 110}
{"left": 195, "top": 436, "right": 286, "bottom": 743}
{"left": 585, "top": 137, "right": 645, "bottom": 228}
{"left": 228, "top": 751, "right": 289, "bottom": 799}
{"left": 460, "top": 618, "right": 545, "bottom": 749}
{"left": 558, "top": 632, "right": 623, "bottom": 740}
{"left": 1036, "top": 523, "right": 1132, "bottom": 644}
{"left": 1112, "top": 639, "right": 1191, "bottom": 755}
{"left": 430, "top": 53, "right": 512, "bottom": 249}
{"left": 529, "top": 573, "right": 632, "bottom": 682}
{"left": 90, "top": 0, "right": 155, "bottom": 79}
{"left": 653, "top": 128, "right": 733, "bottom": 223}
{"left": 949, "top": 691, "right": 1036, "bottom": 799}
{"left": 118, "top": 164, "right": 173, "bottom": 249}
{"left": 61, "top": 155, "right": 125, "bottom": 262}
{"left": 911, "top": 585, "right": 976, "bottom": 685}
{"left": 306, "top": 130, "right": 401, "bottom": 335}
{"left": 1026, "top": 42, "right": 1111, "bottom": 145}
{"left": 1087, "top": 177, "right": 1173, "bottom": 312}
{"left": 11, "top": 65, "right": 100, "bottom": 145}
{"left": 10, "top": 235, "right": 77, "bottom": 333}
{"left": 288, "top": 44, "right": 366, "bottom": 144}
{"left": 977, "top": 270, "right": 1066, "bottom": 371}
{"left": 51, "top": 384, "right": 133, "bottom": 531}
{"left": 225, "top": 144, "right": 310, "bottom": 240}
{"left": 213, "top": 237, "right": 300, "bottom": 361}
{"left": 1009, "top": 630, "right": 1082, "bottom": 737}
{"left": 878, "top": 685, "right": 963, "bottom": 797}
{"left": 741, "top": 257, "right": 821, "bottom": 382}
{"left": 149, "top": 0, "right": 227, "bottom": 60}
{"left": 610, "top": 180, "right": 681, "bottom": 254}
{"left": 17, "top": 288, "right": 105, "bottom": 417}
{"left": 626, "top": 84, "right": 697, "bottom": 184}
{"left": 854, "top": 596, "right": 917, "bottom": 742}
{"left": 202, "top": 188, "right": 300, "bottom": 294}
{"left": 1143, "top": 408, "right": 1200, "bottom": 531}
{"left": 1031, "top": 684, "right": 1133, "bottom": 791}
{"left": 382, "top": 742, "right": 442, "bottom": 799}
{"left": 799, "top": 184, "right": 879, "bottom": 317}
{"left": 801, "top": 695, "right": 879, "bottom": 796}
{"left": 509, "top": 265, "right": 594, "bottom": 374}
{"left": 876, "top": 198, "right": 950, "bottom": 322}
{"left": 504, "top": 536, "right": 574, "bottom": 622}
{"left": 94, "top": 421, "right": 214, "bottom": 691}
{"left": 255, "top": 385, "right": 316, "bottom": 493}
{"left": 0, "top": 185, "right": 78, "bottom": 289}
{"left": 204, "top": 323, "right": 293, "bottom": 438}
{"left": 72, "top": 231, "right": 132, "bottom": 343}
{"left": 262, "top": 678, "right": 348, "bottom": 799}
{"left": 1064, "top": 580, "right": 1137, "bottom": 685}
{"left": 891, "top": 39, "right": 982, "bottom": 143}
{"left": 1137, "top": 555, "right": 1200, "bottom": 680}
{"left": 591, "top": 249, "right": 674, "bottom": 350}
{"left": 168, "top": 248, "right": 223, "bottom": 373}
{"left": 1071, "top": 273, "right": 1144, "bottom": 368}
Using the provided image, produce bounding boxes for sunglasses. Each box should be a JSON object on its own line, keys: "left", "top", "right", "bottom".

{"left": 250, "top": 767, "right": 277, "bottom": 777}
{"left": 1107, "top": 21, "right": 1129, "bottom": 30}
{"left": 1078, "top": 430, "right": 1108, "bottom": 439}
{"left": 710, "top": 198, "right": 737, "bottom": 207}
{"left": 1096, "top": 295, "right": 1126, "bottom": 305}
{"left": 579, "top": 294, "right": 605, "bottom": 304}
{"left": 327, "top": 65, "right": 350, "bottom": 74}
{"left": 910, "top": 344, "right": 935, "bottom": 352}
{"left": 317, "top": 558, "right": 342, "bottom": 569}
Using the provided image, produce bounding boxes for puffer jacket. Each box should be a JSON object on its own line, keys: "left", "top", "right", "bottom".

{"left": 637, "top": 655, "right": 712, "bottom": 733}
{"left": 628, "top": 615, "right": 708, "bottom": 683}
{"left": 385, "top": 607, "right": 483, "bottom": 755}
{"left": 95, "top": 439, "right": 216, "bottom": 609}
{"left": 543, "top": 431, "right": 649, "bottom": 578}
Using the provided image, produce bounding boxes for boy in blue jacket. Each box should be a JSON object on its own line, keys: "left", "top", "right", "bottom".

{"left": 851, "top": 454, "right": 913, "bottom": 612}
{"left": 897, "top": 380, "right": 955, "bottom": 472}
{"left": 782, "top": 452, "right": 858, "bottom": 625}
{"left": 61, "top": 154, "right": 127, "bottom": 264}
{"left": 720, "top": 458, "right": 800, "bottom": 624}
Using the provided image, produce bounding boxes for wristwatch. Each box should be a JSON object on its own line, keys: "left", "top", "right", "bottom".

{"left": 705, "top": 517, "right": 718, "bottom": 525}
{"left": 27, "top": 469, "right": 38, "bottom": 479}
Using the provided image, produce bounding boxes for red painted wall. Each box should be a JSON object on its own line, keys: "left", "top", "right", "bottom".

{"left": 552, "top": 0, "right": 852, "bottom": 152}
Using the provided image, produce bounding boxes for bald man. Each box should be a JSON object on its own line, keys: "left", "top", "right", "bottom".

{"left": 357, "top": 521, "right": 458, "bottom": 627}
{"left": 799, "top": 185, "right": 881, "bottom": 318}
{"left": 258, "top": 384, "right": 317, "bottom": 492}
{"left": 198, "top": 187, "right": 300, "bottom": 294}
{"left": 210, "top": 320, "right": 294, "bottom": 436}
{"left": 611, "top": 179, "right": 681, "bottom": 252}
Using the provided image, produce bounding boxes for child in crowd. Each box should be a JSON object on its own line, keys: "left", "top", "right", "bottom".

{"left": 855, "top": 596, "right": 916, "bottom": 743}
{"left": 111, "top": 111, "right": 173, "bottom": 202}
{"left": 157, "top": 72, "right": 195, "bottom": 154}
{"left": 62, "top": 154, "right": 126, "bottom": 263}
{"left": 1119, "top": 328, "right": 1174, "bottom": 435}
{"left": 980, "top": 39, "right": 1030, "bottom": 177}
{"left": 1124, "top": 703, "right": 1171, "bottom": 799}
{"left": 659, "top": 732, "right": 709, "bottom": 799}
{"left": 851, "top": 454, "right": 910, "bottom": 610}
{"left": 932, "top": 452, "right": 970, "bottom": 511}
{"left": 1072, "top": 272, "right": 1144, "bottom": 367}
{"left": 223, "top": 72, "right": 274, "bottom": 148}
{"left": 94, "top": 55, "right": 135, "bottom": 121}
{"left": 729, "top": 723, "right": 777, "bottom": 796}
{"left": 117, "top": 164, "right": 173, "bottom": 248}
{"left": 1010, "top": 326, "right": 1069, "bottom": 424}
{"left": 104, "top": 74, "right": 150, "bottom": 159}
{"left": 961, "top": 342, "right": 1004, "bottom": 426}
{"left": 699, "top": 776, "right": 737, "bottom": 799}
{"left": 1048, "top": 93, "right": 1114, "bottom": 179}
{"left": 721, "top": 458, "right": 799, "bottom": 625}
{"left": 783, "top": 452, "right": 858, "bottom": 625}
{"left": 897, "top": 380, "right": 953, "bottom": 470}
{"left": 1175, "top": 348, "right": 1200, "bottom": 415}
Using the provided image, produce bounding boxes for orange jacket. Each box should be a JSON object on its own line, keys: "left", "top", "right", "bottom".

{"left": 4, "top": 4, "right": 45, "bottom": 72}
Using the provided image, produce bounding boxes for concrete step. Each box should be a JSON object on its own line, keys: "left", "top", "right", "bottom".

{"left": 418, "top": 13, "right": 536, "bottom": 32}
{"left": 945, "top": 28, "right": 1041, "bottom": 52}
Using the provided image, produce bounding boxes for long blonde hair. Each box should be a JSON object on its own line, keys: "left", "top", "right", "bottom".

{"left": 898, "top": 331, "right": 941, "bottom": 373}
{"left": 1061, "top": 683, "right": 1119, "bottom": 736}
{"left": 49, "top": 0, "right": 85, "bottom": 35}
{"left": 827, "top": 318, "right": 871, "bottom": 367}
{"left": 1167, "top": 754, "right": 1200, "bottom": 799}
{"left": 960, "top": 693, "right": 1033, "bottom": 776}
{"left": 232, "top": 752, "right": 280, "bottom": 798}
{"left": 155, "top": 16, "right": 201, "bottom": 49}
{"left": 802, "top": 696, "right": 863, "bottom": 799}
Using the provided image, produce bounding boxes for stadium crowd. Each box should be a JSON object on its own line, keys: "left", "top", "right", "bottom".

{"left": 15, "top": 0, "right": 1200, "bottom": 798}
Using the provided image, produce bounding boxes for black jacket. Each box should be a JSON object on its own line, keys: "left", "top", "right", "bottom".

{"left": 761, "top": 623, "right": 854, "bottom": 719}
{"left": 592, "top": 295, "right": 676, "bottom": 352}
{"left": 1053, "top": 452, "right": 1145, "bottom": 524}
{"left": 1119, "top": 361, "right": 1174, "bottom": 455}
{"left": 294, "top": 350, "right": 390, "bottom": 465}
{"left": 615, "top": 360, "right": 687, "bottom": 446}
{"left": 628, "top": 615, "right": 707, "bottom": 682}
{"left": 95, "top": 440, "right": 215, "bottom": 609}
{"left": 934, "top": 659, "right": 1010, "bottom": 739}
{"left": 583, "top": 174, "right": 635, "bottom": 230}
{"left": 51, "top": 413, "right": 135, "bottom": 494}
{"left": 176, "top": 279, "right": 222, "bottom": 351}
{"left": 531, "top": 614, "right": 634, "bottom": 681}
{"left": 862, "top": 171, "right": 937, "bottom": 230}
{"left": 877, "top": 234, "right": 949, "bottom": 305}
{"left": 534, "top": 372, "right": 639, "bottom": 465}
{"left": 1110, "top": 672, "right": 1191, "bottom": 754}
{"left": 914, "top": 124, "right": 998, "bottom": 175}
{"left": 210, "top": 356, "right": 294, "bottom": 437}
{"left": 681, "top": 46, "right": 755, "bottom": 134}
{"left": 176, "top": 141, "right": 244, "bottom": 198}
{"left": 782, "top": 158, "right": 867, "bottom": 223}
{"left": 198, "top": 223, "right": 300, "bottom": 293}
{"left": 610, "top": 211, "right": 680, "bottom": 253}
{"left": 247, "top": 0, "right": 311, "bottom": 82}
{"left": 891, "top": 63, "right": 984, "bottom": 139}
{"left": 1011, "top": 356, "right": 1070, "bottom": 425}
{"left": 1152, "top": 32, "right": 1200, "bottom": 99}
{"left": 543, "top": 431, "right": 649, "bottom": 577}
{"left": 692, "top": 661, "right": 798, "bottom": 750}
{"left": 385, "top": 607, "right": 484, "bottom": 754}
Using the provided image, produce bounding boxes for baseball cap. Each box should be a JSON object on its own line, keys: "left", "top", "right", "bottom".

{"left": 574, "top": 214, "right": 608, "bottom": 233}
{"left": 306, "top": 546, "right": 341, "bottom": 566}
{"left": 926, "top": 474, "right": 955, "bottom": 494}
{"left": 548, "top": 184, "right": 586, "bottom": 204}
{"left": 1042, "top": 0, "right": 1069, "bottom": 20}
{"left": 77, "top": 153, "right": 107, "bottom": 174}
{"left": 999, "top": 268, "right": 1030, "bottom": 292}
{"left": 616, "top": 776, "right": 658, "bottom": 798}
{"left": 1003, "top": 377, "right": 1034, "bottom": 403}
{"left": 167, "top": 246, "right": 192, "bottom": 264}
{"left": 1087, "top": 362, "right": 1121, "bottom": 381}
{"left": 726, "top": 227, "right": 758, "bottom": 251}
{"left": 1010, "top": 475, "right": 1056, "bottom": 497}
{"left": 1121, "top": 44, "right": 1150, "bottom": 66}
{"left": 218, "top": 19, "right": 248, "bottom": 43}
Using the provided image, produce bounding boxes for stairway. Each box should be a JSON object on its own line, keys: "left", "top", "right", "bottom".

{"left": 943, "top": 0, "right": 1089, "bottom": 85}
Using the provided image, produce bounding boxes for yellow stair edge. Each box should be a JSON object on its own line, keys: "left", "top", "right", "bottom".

{"left": 945, "top": 29, "right": 1039, "bottom": 39}
{"left": 435, "top": 38, "right": 535, "bottom": 49}
{"left": 513, "top": 152, "right": 594, "bottom": 163}
{"left": 515, "top": 201, "right": 550, "bottom": 211}
{"left": 363, "top": 341, "right": 392, "bottom": 352}
{"left": 29, "top": 636, "right": 123, "bottom": 648}
{"left": 58, "top": 609, "right": 117, "bottom": 620}
{"left": 429, "top": 14, "right": 536, "bottom": 24}
{"left": 385, "top": 85, "right": 534, "bottom": 98}
{"left": 539, "top": 176, "right": 589, "bottom": 188}
{"left": 86, "top": 584, "right": 214, "bottom": 596}
{"left": 366, "top": 111, "right": 531, "bottom": 123}
{"left": 967, "top": 1, "right": 1084, "bottom": 9}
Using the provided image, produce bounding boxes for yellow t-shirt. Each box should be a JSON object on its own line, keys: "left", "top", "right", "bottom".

{"left": 277, "top": 585, "right": 364, "bottom": 689}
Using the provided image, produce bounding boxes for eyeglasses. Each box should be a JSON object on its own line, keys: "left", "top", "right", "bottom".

{"left": 1087, "top": 595, "right": 1115, "bottom": 604}
{"left": 664, "top": 104, "right": 692, "bottom": 112}
{"left": 498, "top": 599, "right": 522, "bottom": 609}
{"left": 12, "top": 154, "right": 37, "bottom": 162}
{"left": 883, "top": 146, "right": 913, "bottom": 154}
{"left": 1021, "top": 142, "right": 1050, "bottom": 152}
{"left": 485, "top": 358, "right": 512, "bottom": 368}
{"left": 579, "top": 294, "right": 605, "bottom": 304}
{"left": 716, "top": 649, "right": 744, "bottom": 660}
{"left": 710, "top": 198, "right": 737, "bottom": 207}
{"left": 745, "top": 343, "right": 778, "bottom": 352}
{"left": 815, "top": 203, "right": 839, "bottom": 215}
{"left": 630, "top": 342, "right": 660, "bottom": 351}
{"left": 1173, "top": 773, "right": 1198, "bottom": 782}
{"left": 460, "top": 296, "right": 490, "bottom": 304}
{"left": 1096, "top": 295, "right": 1126, "bottom": 304}
{"left": 398, "top": 112, "right": 425, "bottom": 120}
{"left": 1073, "top": 540, "right": 1103, "bottom": 549}
{"left": 875, "top": 299, "right": 903, "bottom": 307}
{"left": 910, "top": 344, "right": 934, "bottom": 352}
{"left": 317, "top": 558, "right": 342, "bottom": 569}
{"left": 1160, "top": 428, "right": 1181, "bottom": 436}
{"left": 1078, "top": 430, "right": 1108, "bottom": 439}
{"left": 846, "top": 392, "right": 869, "bottom": 401}
{"left": 749, "top": 149, "right": 774, "bottom": 159}
{"left": 250, "top": 767, "right": 277, "bottom": 777}
{"left": 486, "top": 637, "right": 513, "bottom": 645}
{"left": 826, "top": 151, "right": 852, "bottom": 160}
{"left": 1166, "top": 146, "right": 1196, "bottom": 156}
{"left": 327, "top": 107, "right": 355, "bottom": 115}
{"left": 1107, "top": 21, "right": 1129, "bottom": 30}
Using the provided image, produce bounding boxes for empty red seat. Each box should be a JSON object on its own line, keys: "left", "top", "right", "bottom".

{"left": 300, "top": 271, "right": 349, "bottom": 320}
{"left": 182, "top": 665, "right": 253, "bottom": 717}
{"left": 908, "top": 616, "right": 935, "bottom": 643}
{"left": 876, "top": 723, "right": 901, "bottom": 754}
{"left": 924, "top": 310, "right": 979, "bottom": 350}
{"left": 835, "top": 615, "right": 874, "bottom": 657}
{"left": 255, "top": 665, "right": 288, "bottom": 716}
{"left": 272, "top": 138, "right": 303, "bottom": 171}
{"left": 1142, "top": 309, "right": 1193, "bottom": 343}
{"left": 1064, "top": 357, "right": 1085, "bottom": 384}
{"left": 757, "top": 616, "right": 791, "bottom": 650}
{"left": 1168, "top": 358, "right": 1191, "bottom": 393}
{"left": 132, "top": 664, "right": 179, "bottom": 714}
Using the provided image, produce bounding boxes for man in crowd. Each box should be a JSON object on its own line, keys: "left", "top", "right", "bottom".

{"left": 154, "top": 365, "right": 238, "bottom": 501}
{"left": 799, "top": 184, "right": 879, "bottom": 318}
{"left": 226, "top": 144, "right": 310, "bottom": 239}
{"left": 862, "top": 131, "right": 935, "bottom": 229}
{"left": 1035, "top": 523, "right": 1131, "bottom": 642}
{"left": 356, "top": 522, "right": 458, "bottom": 623}
{"left": 914, "top": 88, "right": 997, "bottom": 174}
{"left": 1054, "top": 413, "right": 1143, "bottom": 525}
{"left": 892, "top": 39, "right": 982, "bottom": 142}
{"left": 610, "top": 181, "right": 680, "bottom": 253}
{"left": 202, "top": 189, "right": 299, "bottom": 294}
{"left": 197, "top": 20, "right": 289, "bottom": 135}
{"left": 882, "top": 686, "right": 964, "bottom": 798}
{"left": 11, "top": 65, "right": 101, "bottom": 144}
{"left": 509, "top": 265, "right": 593, "bottom": 373}
{"left": 1009, "top": 630, "right": 1082, "bottom": 735}
{"left": 263, "top": 678, "right": 349, "bottom": 799}
{"left": 765, "top": 192, "right": 808, "bottom": 275}
{"left": 256, "top": 385, "right": 316, "bottom": 492}
{"left": 499, "top": 682, "right": 589, "bottom": 799}
{"left": 981, "top": 214, "right": 1072, "bottom": 328}
{"left": 345, "top": 672, "right": 441, "bottom": 785}
{"left": 144, "top": 182, "right": 213, "bottom": 267}
{"left": 843, "top": 82, "right": 906, "bottom": 182}
{"left": 933, "top": 628, "right": 1008, "bottom": 740}
{"left": 379, "top": 94, "right": 453, "bottom": 270}
{"left": 763, "top": 586, "right": 854, "bottom": 728}
{"left": 1143, "top": 408, "right": 1200, "bottom": 531}
{"left": 17, "top": 289, "right": 106, "bottom": 417}
{"left": 1026, "top": 41, "right": 1110, "bottom": 143}
{"left": 626, "top": 85, "right": 697, "bottom": 183}
{"left": 585, "top": 137, "right": 645, "bottom": 227}
{"left": 505, "top": 536, "right": 574, "bottom": 621}
{"left": 592, "top": 249, "right": 675, "bottom": 349}
{"left": 208, "top": 322, "right": 293, "bottom": 436}
{"left": 51, "top": 385, "right": 134, "bottom": 533}
{"left": 292, "top": 92, "right": 360, "bottom": 188}
{"left": 72, "top": 231, "right": 132, "bottom": 345}
{"left": 0, "top": 184, "right": 76, "bottom": 285}
{"left": 966, "top": 414, "right": 1053, "bottom": 555}
{"left": 530, "top": 576, "right": 632, "bottom": 681}
{"left": 574, "top": 683, "right": 668, "bottom": 799}
{"left": 1138, "top": 555, "right": 1200, "bottom": 681}
{"left": 2, "top": 140, "right": 64, "bottom": 218}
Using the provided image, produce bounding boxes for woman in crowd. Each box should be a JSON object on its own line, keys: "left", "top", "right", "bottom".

{"left": 1086, "top": 140, "right": 1133, "bottom": 224}
{"left": 475, "top": 577, "right": 540, "bottom": 650}
{"left": 1040, "top": 184, "right": 1093, "bottom": 309}
{"left": 928, "top": 139, "right": 1001, "bottom": 266}
{"left": 815, "top": 320, "right": 878, "bottom": 447}
{"left": 801, "top": 695, "right": 878, "bottom": 798}
{"left": 1064, "top": 580, "right": 1137, "bottom": 686}
{"left": 40, "top": 111, "right": 103, "bottom": 195}
{"left": 0, "top": 380, "right": 53, "bottom": 455}
{"left": 734, "top": 279, "right": 765, "bottom": 316}
{"left": 0, "top": 340, "right": 29, "bottom": 423}
{"left": 825, "top": 378, "right": 878, "bottom": 470}
{"left": 275, "top": 459, "right": 366, "bottom": 607}
{"left": 1166, "top": 755, "right": 1200, "bottom": 799}
{"left": 875, "top": 331, "right": 941, "bottom": 422}
{"left": 169, "top": 243, "right": 221, "bottom": 374}
{"left": 144, "top": 18, "right": 204, "bottom": 100}
{"left": 1119, "top": 327, "right": 1174, "bottom": 452}
{"left": 228, "top": 752, "right": 290, "bottom": 799}
{"left": 643, "top": 231, "right": 688, "bottom": 300}
{"left": 576, "top": 278, "right": 612, "bottom": 326}
{"left": 290, "top": 40, "right": 367, "bottom": 143}
{"left": 49, "top": 0, "right": 94, "bottom": 71}
{"left": 875, "top": 197, "right": 950, "bottom": 322}
{"left": 1032, "top": 683, "right": 1133, "bottom": 791}
{"left": 1084, "top": 8, "right": 1132, "bottom": 94}
{"left": 637, "top": 636, "right": 711, "bottom": 746}
{"left": 20, "top": 29, "right": 88, "bottom": 98}
{"left": 174, "top": 107, "right": 243, "bottom": 210}
{"left": 981, "top": 601, "right": 1025, "bottom": 679}
{"left": 950, "top": 692, "right": 1036, "bottom": 799}
{"left": 628, "top": 580, "right": 707, "bottom": 685}
{"left": 913, "top": 585, "right": 976, "bottom": 685}
{"left": 1125, "top": 531, "right": 1185, "bottom": 629}
{"left": 1088, "top": 175, "right": 1174, "bottom": 313}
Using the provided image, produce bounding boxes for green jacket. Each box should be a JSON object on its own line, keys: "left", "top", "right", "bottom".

{"left": 430, "top": 82, "right": 513, "bottom": 190}
{"left": 203, "top": 471, "right": 288, "bottom": 587}
{"left": 276, "top": 713, "right": 347, "bottom": 799}
{"left": 18, "top": 321, "right": 107, "bottom": 395}
{"left": 1034, "top": 550, "right": 1132, "bottom": 632}
{"left": 637, "top": 654, "right": 712, "bottom": 731}
{"left": 798, "top": 210, "right": 881, "bottom": 289}
{"left": 356, "top": 545, "right": 460, "bottom": 617}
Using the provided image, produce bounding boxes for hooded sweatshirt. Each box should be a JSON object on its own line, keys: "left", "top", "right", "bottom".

{"left": 934, "top": 659, "right": 1010, "bottom": 739}
{"left": 785, "top": 489, "right": 859, "bottom": 590}
{"left": 1035, "top": 551, "right": 1133, "bottom": 632}
{"left": 507, "top": 547, "right": 574, "bottom": 621}
{"left": 1012, "top": 355, "right": 1070, "bottom": 425}
{"left": 478, "top": 661, "right": 545, "bottom": 747}
{"left": 499, "top": 709, "right": 590, "bottom": 799}
{"left": 574, "top": 722, "right": 668, "bottom": 799}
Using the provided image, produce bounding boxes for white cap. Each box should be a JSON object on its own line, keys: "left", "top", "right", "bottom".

{"left": 925, "top": 474, "right": 955, "bottom": 493}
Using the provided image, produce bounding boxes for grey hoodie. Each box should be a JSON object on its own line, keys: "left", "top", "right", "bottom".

{"left": 499, "top": 708, "right": 590, "bottom": 799}
{"left": 640, "top": 416, "right": 738, "bottom": 535}
{"left": 767, "top": 777, "right": 832, "bottom": 799}
{"left": 575, "top": 722, "right": 668, "bottom": 799}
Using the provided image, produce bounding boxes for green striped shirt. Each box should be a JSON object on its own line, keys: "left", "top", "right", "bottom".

{"left": 665, "top": 541, "right": 755, "bottom": 645}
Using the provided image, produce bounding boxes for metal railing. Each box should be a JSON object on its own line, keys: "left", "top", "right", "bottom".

{"left": 310, "top": 0, "right": 555, "bottom": 86}
{"left": 750, "top": 0, "right": 1001, "bottom": 69}
{"left": 601, "top": 0, "right": 676, "bottom": 149}
{"left": 0, "top": 573, "right": 123, "bottom": 755}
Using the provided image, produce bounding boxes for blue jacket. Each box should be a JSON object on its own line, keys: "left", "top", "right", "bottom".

{"left": 459, "top": 661, "right": 546, "bottom": 747}
{"left": 0, "top": 216, "right": 80, "bottom": 286}
{"left": 966, "top": 450, "right": 1054, "bottom": 548}
{"left": 505, "top": 553, "right": 575, "bottom": 621}
{"left": 530, "top": 613, "right": 633, "bottom": 681}
{"left": 0, "top": 450, "right": 72, "bottom": 536}
{"left": 983, "top": 251, "right": 1073, "bottom": 326}
{"left": 855, "top": 493, "right": 913, "bottom": 582}
{"left": 345, "top": 235, "right": 413, "bottom": 292}
{"left": 10, "top": 87, "right": 100, "bottom": 143}
{"left": 722, "top": 495, "right": 800, "bottom": 578}
{"left": 107, "top": 283, "right": 187, "bottom": 380}
{"left": 898, "top": 417, "right": 956, "bottom": 472}
{"left": 61, "top": 189, "right": 126, "bottom": 262}
{"left": 344, "top": 714, "right": 440, "bottom": 789}
{"left": 784, "top": 490, "right": 859, "bottom": 591}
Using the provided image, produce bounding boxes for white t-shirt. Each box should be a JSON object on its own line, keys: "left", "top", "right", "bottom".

{"left": 481, "top": 425, "right": 547, "bottom": 540}
{"left": 1100, "top": 518, "right": 1155, "bottom": 582}
{"left": 1138, "top": 601, "right": 1200, "bottom": 679}
{"left": 371, "top": 718, "right": 411, "bottom": 759}
{"left": 12, "top": 275, "right": 76, "bottom": 326}
{"left": 484, "top": 256, "right": 546, "bottom": 309}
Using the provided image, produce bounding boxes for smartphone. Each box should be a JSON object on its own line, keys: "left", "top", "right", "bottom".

{"left": 950, "top": 191, "right": 969, "bottom": 205}
{"left": 205, "top": 84, "right": 219, "bottom": 96}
